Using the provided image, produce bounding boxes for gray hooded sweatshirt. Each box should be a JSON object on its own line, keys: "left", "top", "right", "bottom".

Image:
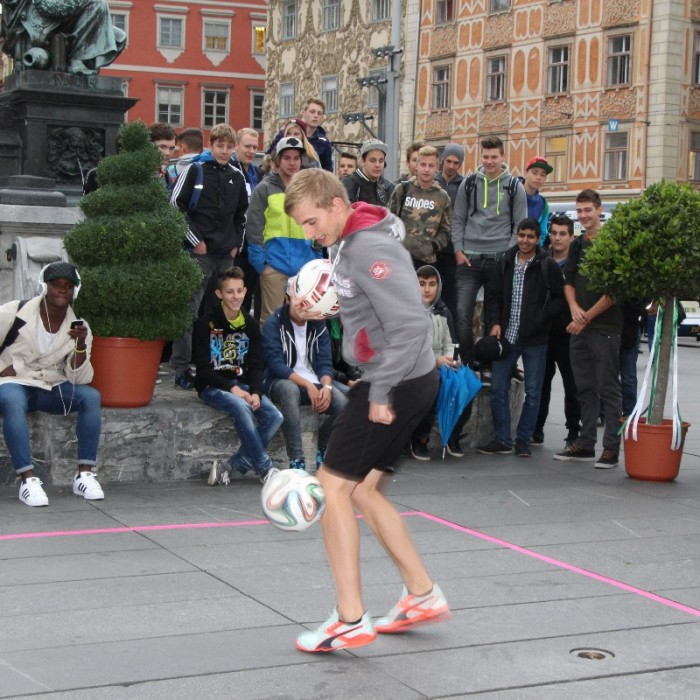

{"left": 451, "top": 163, "right": 527, "bottom": 254}
{"left": 332, "top": 203, "right": 435, "bottom": 405}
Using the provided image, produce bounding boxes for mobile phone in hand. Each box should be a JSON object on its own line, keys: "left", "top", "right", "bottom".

{"left": 70, "top": 319, "right": 84, "bottom": 329}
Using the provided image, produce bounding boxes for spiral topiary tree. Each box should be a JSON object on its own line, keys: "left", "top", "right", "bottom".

{"left": 64, "top": 120, "right": 201, "bottom": 340}
{"left": 582, "top": 180, "right": 700, "bottom": 426}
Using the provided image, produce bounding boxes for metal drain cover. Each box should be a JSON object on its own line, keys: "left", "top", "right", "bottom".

{"left": 570, "top": 648, "right": 615, "bottom": 660}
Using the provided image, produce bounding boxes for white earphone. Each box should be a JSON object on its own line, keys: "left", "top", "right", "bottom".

{"left": 37, "top": 262, "right": 81, "bottom": 300}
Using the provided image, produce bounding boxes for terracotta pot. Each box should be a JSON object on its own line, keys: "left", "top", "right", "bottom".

{"left": 623, "top": 418, "right": 690, "bottom": 482}
{"left": 90, "top": 337, "right": 165, "bottom": 408}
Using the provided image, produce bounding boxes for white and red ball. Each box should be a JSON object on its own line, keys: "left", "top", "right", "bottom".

{"left": 261, "top": 469, "right": 326, "bottom": 532}
{"left": 294, "top": 259, "right": 339, "bottom": 318}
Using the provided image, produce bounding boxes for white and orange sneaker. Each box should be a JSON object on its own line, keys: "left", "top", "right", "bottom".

{"left": 374, "top": 583, "right": 451, "bottom": 634}
{"left": 296, "top": 608, "right": 377, "bottom": 653}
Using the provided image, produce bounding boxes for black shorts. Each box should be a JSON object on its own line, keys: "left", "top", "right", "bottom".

{"left": 323, "top": 369, "right": 439, "bottom": 480}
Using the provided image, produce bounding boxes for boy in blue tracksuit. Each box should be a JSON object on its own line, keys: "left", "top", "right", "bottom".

{"left": 193, "top": 267, "right": 282, "bottom": 484}
{"left": 262, "top": 287, "right": 348, "bottom": 471}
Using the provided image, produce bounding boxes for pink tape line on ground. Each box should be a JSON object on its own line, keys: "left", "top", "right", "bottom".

{"left": 417, "top": 511, "right": 700, "bottom": 620}
{"left": 2, "top": 510, "right": 699, "bottom": 620}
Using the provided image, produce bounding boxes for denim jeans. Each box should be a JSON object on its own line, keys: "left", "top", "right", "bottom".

{"left": 171, "top": 251, "right": 236, "bottom": 374}
{"left": 454, "top": 257, "right": 498, "bottom": 363}
{"left": 0, "top": 382, "right": 101, "bottom": 475}
{"left": 269, "top": 379, "right": 348, "bottom": 460}
{"left": 200, "top": 385, "right": 283, "bottom": 474}
{"left": 489, "top": 342, "right": 547, "bottom": 448}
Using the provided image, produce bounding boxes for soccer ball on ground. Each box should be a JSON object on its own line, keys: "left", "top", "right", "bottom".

{"left": 261, "top": 468, "right": 326, "bottom": 532}
{"left": 294, "top": 258, "right": 339, "bottom": 318}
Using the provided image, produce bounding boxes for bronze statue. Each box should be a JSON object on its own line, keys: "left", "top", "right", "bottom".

{"left": 1, "top": 0, "right": 127, "bottom": 75}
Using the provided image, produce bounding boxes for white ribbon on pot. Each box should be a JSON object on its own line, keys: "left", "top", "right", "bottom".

{"left": 623, "top": 299, "right": 683, "bottom": 450}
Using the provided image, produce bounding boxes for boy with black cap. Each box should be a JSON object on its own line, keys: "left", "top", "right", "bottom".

{"left": 0, "top": 262, "right": 104, "bottom": 506}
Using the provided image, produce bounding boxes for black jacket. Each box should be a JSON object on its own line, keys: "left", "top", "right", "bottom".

{"left": 193, "top": 304, "right": 264, "bottom": 397}
{"left": 487, "top": 245, "right": 566, "bottom": 346}
{"left": 342, "top": 169, "right": 395, "bottom": 207}
{"left": 172, "top": 158, "right": 248, "bottom": 255}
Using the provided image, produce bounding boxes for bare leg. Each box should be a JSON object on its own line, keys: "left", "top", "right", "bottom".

{"left": 317, "top": 467, "right": 365, "bottom": 622}
{"left": 351, "top": 468, "right": 433, "bottom": 596}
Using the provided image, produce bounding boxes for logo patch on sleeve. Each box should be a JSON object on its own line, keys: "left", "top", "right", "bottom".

{"left": 369, "top": 261, "right": 391, "bottom": 279}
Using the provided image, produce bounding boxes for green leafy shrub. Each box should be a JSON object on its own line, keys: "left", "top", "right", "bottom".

{"left": 64, "top": 121, "right": 201, "bottom": 341}
{"left": 583, "top": 180, "right": 700, "bottom": 423}
{"left": 582, "top": 181, "right": 700, "bottom": 301}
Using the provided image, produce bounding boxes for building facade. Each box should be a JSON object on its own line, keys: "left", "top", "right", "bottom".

{"left": 265, "top": 0, "right": 421, "bottom": 172}
{"left": 104, "top": 0, "right": 267, "bottom": 144}
{"left": 414, "top": 0, "right": 697, "bottom": 201}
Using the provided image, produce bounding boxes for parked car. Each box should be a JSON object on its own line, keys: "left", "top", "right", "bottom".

{"left": 549, "top": 202, "right": 617, "bottom": 237}
{"left": 679, "top": 300, "right": 700, "bottom": 340}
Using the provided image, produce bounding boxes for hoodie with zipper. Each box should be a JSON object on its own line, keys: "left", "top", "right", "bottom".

{"left": 451, "top": 163, "right": 527, "bottom": 254}
{"left": 332, "top": 203, "right": 435, "bottom": 405}
{"left": 246, "top": 172, "right": 321, "bottom": 276}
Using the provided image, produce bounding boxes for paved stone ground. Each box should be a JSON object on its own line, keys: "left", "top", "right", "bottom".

{"left": 1, "top": 340, "right": 700, "bottom": 698}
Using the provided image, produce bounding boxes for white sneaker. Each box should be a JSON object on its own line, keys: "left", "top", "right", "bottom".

{"left": 73, "top": 471, "right": 104, "bottom": 500}
{"left": 208, "top": 460, "right": 230, "bottom": 486}
{"left": 19, "top": 477, "right": 49, "bottom": 507}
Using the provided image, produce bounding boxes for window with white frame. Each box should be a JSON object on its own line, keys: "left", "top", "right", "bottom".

{"left": 282, "top": 0, "right": 297, "bottom": 40}
{"left": 607, "top": 34, "right": 631, "bottom": 86}
{"left": 689, "top": 132, "right": 700, "bottom": 180}
{"left": 372, "top": 0, "right": 390, "bottom": 22}
{"left": 203, "top": 89, "right": 229, "bottom": 128}
{"left": 280, "top": 82, "right": 295, "bottom": 118}
{"left": 253, "top": 24, "right": 266, "bottom": 55}
{"left": 251, "top": 92, "right": 265, "bottom": 132}
{"left": 489, "top": 0, "right": 510, "bottom": 13}
{"left": 432, "top": 65, "right": 451, "bottom": 110}
{"left": 156, "top": 85, "right": 183, "bottom": 126}
{"left": 547, "top": 46, "right": 569, "bottom": 94}
{"left": 110, "top": 12, "right": 128, "bottom": 34}
{"left": 544, "top": 135, "right": 567, "bottom": 183}
{"left": 603, "top": 131, "right": 628, "bottom": 180}
{"left": 159, "top": 16, "right": 183, "bottom": 48}
{"left": 322, "top": 0, "right": 340, "bottom": 32}
{"left": 694, "top": 33, "right": 700, "bottom": 85}
{"left": 487, "top": 55, "right": 506, "bottom": 101}
{"left": 204, "top": 22, "right": 229, "bottom": 51}
{"left": 321, "top": 76, "right": 338, "bottom": 114}
{"left": 436, "top": 0, "right": 455, "bottom": 24}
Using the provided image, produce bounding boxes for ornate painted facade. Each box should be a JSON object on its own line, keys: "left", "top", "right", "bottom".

{"left": 415, "top": 0, "right": 697, "bottom": 201}
{"left": 265, "top": 0, "right": 421, "bottom": 170}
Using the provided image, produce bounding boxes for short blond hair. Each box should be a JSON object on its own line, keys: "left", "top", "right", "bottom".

{"left": 284, "top": 169, "right": 349, "bottom": 215}
{"left": 209, "top": 123, "right": 236, "bottom": 145}
{"left": 237, "top": 127, "right": 259, "bottom": 141}
{"left": 418, "top": 146, "right": 440, "bottom": 159}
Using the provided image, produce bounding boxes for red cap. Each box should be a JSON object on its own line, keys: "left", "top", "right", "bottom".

{"left": 284, "top": 118, "right": 309, "bottom": 134}
{"left": 525, "top": 156, "right": 553, "bottom": 174}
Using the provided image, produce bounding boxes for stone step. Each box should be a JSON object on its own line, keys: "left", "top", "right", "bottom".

{"left": 0, "top": 366, "right": 524, "bottom": 486}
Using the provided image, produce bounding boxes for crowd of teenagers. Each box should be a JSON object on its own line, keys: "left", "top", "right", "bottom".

{"left": 0, "top": 97, "right": 643, "bottom": 653}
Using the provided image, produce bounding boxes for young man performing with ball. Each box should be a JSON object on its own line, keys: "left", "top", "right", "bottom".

{"left": 284, "top": 169, "right": 451, "bottom": 653}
